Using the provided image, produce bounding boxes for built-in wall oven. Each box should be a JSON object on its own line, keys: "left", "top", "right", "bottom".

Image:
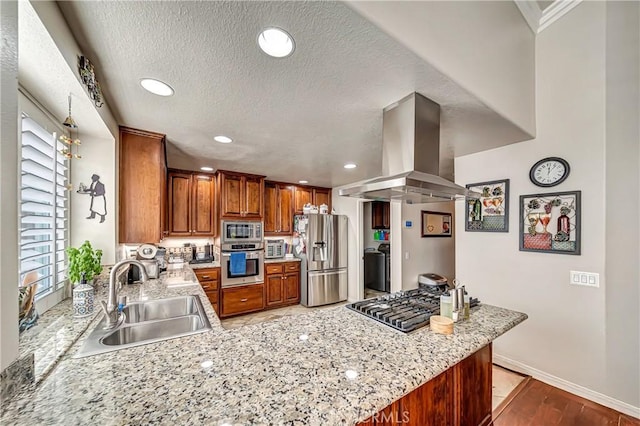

{"left": 220, "top": 221, "right": 264, "bottom": 288}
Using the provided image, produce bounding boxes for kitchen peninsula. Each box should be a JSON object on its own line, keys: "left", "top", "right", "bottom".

{"left": 2, "top": 266, "right": 526, "bottom": 425}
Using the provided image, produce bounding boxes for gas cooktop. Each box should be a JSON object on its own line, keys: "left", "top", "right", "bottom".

{"left": 346, "top": 287, "right": 480, "bottom": 333}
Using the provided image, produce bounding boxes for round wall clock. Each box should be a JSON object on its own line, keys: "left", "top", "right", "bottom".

{"left": 529, "top": 157, "right": 570, "bottom": 187}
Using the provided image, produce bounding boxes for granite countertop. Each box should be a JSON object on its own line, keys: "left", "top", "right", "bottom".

{"left": 264, "top": 257, "right": 302, "bottom": 263}
{"left": 2, "top": 266, "right": 527, "bottom": 425}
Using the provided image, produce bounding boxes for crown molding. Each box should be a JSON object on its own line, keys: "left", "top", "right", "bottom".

{"left": 514, "top": 0, "right": 583, "bottom": 34}
{"left": 538, "top": 0, "right": 583, "bottom": 32}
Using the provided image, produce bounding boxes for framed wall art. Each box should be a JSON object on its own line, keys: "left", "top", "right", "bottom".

{"left": 421, "top": 211, "right": 452, "bottom": 238}
{"left": 519, "top": 190, "right": 581, "bottom": 255}
{"left": 465, "top": 179, "right": 509, "bottom": 232}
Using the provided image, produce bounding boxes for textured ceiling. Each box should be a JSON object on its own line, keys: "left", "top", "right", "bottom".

{"left": 58, "top": 1, "right": 529, "bottom": 187}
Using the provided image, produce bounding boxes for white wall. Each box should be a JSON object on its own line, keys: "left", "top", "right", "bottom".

{"left": 455, "top": 1, "right": 638, "bottom": 411}
{"left": 348, "top": 0, "right": 535, "bottom": 139}
{"left": 401, "top": 201, "right": 455, "bottom": 290}
{"left": 603, "top": 0, "right": 640, "bottom": 408}
{"left": 331, "top": 189, "right": 364, "bottom": 302}
{"left": 0, "top": 0, "right": 19, "bottom": 372}
{"left": 70, "top": 137, "right": 117, "bottom": 264}
{"left": 30, "top": 0, "right": 120, "bottom": 264}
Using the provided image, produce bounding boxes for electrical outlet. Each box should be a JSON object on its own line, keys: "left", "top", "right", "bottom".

{"left": 570, "top": 271, "right": 599, "bottom": 287}
{"left": 405, "top": 252, "right": 410, "bottom": 260}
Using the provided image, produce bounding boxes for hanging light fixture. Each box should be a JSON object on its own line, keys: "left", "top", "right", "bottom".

{"left": 59, "top": 94, "right": 81, "bottom": 189}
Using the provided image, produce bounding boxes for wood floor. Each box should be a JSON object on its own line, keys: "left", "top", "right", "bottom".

{"left": 493, "top": 377, "right": 640, "bottom": 426}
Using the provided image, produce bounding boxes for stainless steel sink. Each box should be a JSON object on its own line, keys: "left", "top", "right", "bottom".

{"left": 123, "top": 296, "right": 199, "bottom": 323}
{"left": 75, "top": 295, "right": 212, "bottom": 358}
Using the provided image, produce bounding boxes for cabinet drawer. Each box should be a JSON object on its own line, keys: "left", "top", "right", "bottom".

{"left": 204, "top": 290, "right": 219, "bottom": 304}
{"left": 222, "top": 284, "right": 264, "bottom": 316}
{"left": 266, "top": 264, "right": 284, "bottom": 275}
{"left": 199, "top": 280, "right": 219, "bottom": 292}
{"left": 195, "top": 268, "right": 219, "bottom": 282}
{"left": 284, "top": 262, "right": 300, "bottom": 272}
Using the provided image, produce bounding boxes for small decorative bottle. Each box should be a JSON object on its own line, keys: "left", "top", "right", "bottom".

{"left": 73, "top": 272, "right": 94, "bottom": 318}
{"left": 473, "top": 199, "right": 482, "bottom": 222}
{"left": 557, "top": 213, "right": 570, "bottom": 234}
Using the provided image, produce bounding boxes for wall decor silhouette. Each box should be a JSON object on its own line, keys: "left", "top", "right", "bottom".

{"left": 77, "top": 174, "right": 107, "bottom": 223}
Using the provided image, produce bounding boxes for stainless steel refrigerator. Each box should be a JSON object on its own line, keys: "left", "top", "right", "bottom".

{"left": 294, "top": 214, "right": 348, "bottom": 307}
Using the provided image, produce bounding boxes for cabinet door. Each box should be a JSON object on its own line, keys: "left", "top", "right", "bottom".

{"left": 168, "top": 172, "right": 192, "bottom": 236}
{"left": 294, "top": 186, "right": 313, "bottom": 214}
{"left": 453, "top": 344, "right": 492, "bottom": 426}
{"left": 119, "top": 127, "right": 166, "bottom": 243}
{"left": 244, "top": 176, "right": 263, "bottom": 218}
{"left": 220, "top": 173, "right": 243, "bottom": 218}
{"left": 372, "top": 201, "right": 390, "bottom": 230}
{"left": 279, "top": 185, "right": 294, "bottom": 234}
{"left": 264, "top": 183, "right": 278, "bottom": 234}
{"left": 283, "top": 272, "right": 300, "bottom": 303}
{"left": 192, "top": 174, "right": 216, "bottom": 236}
{"left": 266, "top": 274, "right": 284, "bottom": 306}
{"left": 313, "top": 188, "right": 331, "bottom": 211}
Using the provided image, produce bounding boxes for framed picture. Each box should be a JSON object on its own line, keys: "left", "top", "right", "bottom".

{"left": 519, "top": 190, "right": 581, "bottom": 255}
{"left": 465, "top": 179, "right": 510, "bottom": 232}
{"left": 421, "top": 211, "right": 452, "bottom": 238}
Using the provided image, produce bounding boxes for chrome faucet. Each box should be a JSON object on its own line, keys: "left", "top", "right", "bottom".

{"left": 101, "top": 259, "right": 149, "bottom": 330}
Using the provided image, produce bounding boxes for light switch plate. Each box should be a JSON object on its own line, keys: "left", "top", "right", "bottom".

{"left": 570, "top": 270, "right": 599, "bottom": 287}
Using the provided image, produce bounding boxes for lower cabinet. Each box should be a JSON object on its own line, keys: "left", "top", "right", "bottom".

{"left": 195, "top": 268, "right": 220, "bottom": 315}
{"left": 358, "top": 343, "right": 492, "bottom": 426}
{"left": 265, "top": 262, "right": 300, "bottom": 308}
{"left": 221, "top": 283, "right": 265, "bottom": 317}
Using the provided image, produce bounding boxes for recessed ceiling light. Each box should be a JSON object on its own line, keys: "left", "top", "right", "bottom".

{"left": 214, "top": 135, "right": 233, "bottom": 144}
{"left": 200, "top": 167, "right": 214, "bottom": 172}
{"left": 258, "top": 27, "right": 295, "bottom": 58}
{"left": 344, "top": 163, "right": 357, "bottom": 169}
{"left": 140, "top": 78, "right": 174, "bottom": 96}
{"left": 299, "top": 180, "right": 308, "bottom": 184}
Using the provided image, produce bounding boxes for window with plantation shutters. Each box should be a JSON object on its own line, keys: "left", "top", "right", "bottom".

{"left": 20, "top": 114, "right": 69, "bottom": 300}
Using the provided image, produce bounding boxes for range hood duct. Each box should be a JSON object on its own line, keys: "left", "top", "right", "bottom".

{"left": 339, "top": 93, "right": 480, "bottom": 202}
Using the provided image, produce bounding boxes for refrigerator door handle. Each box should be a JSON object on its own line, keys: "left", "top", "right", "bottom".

{"left": 308, "top": 269, "right": 347, "bottom": 278}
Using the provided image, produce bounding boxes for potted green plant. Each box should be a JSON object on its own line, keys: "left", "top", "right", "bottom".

{"left": 66, "top": 240, "right": 103, "bottom": 285}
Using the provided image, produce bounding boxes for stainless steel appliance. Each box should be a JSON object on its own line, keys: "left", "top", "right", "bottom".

{"left": 339, "top": 93, "right": 482, "bottom": 202}
{"left": 377, "top": 243, "right": 391, "bottom": 291}
{"left": 294, "top": 214, "right": 348, "bottom": 307}
{"left": 346, "top": 288, "right": 480, "bottom": 333}
{"left": 221, "top": 242, "right": 264, "bottom": 287}
{"left": 221, "top": 220, "right": 263, "bottom": 244}
{"left": 265, "top": 239, "right": 285, "bottom": 259}
{"left": 364, "top": 250, "right": 385, "bottom": 292}
{"left": 418, "top": 273, "right": 450, "bottom": 291}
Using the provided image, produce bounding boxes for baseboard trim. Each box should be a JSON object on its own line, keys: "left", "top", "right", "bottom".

{"left": 493, "top": 354, "right": 640, "bottom": 419}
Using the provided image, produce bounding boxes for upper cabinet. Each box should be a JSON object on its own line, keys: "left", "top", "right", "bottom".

{"left": 294, "top": 185, "right": 332, "bottom": 215}
{"left": 167, "top": 170, "right": 216, "bottom": 237}
{"left": 218, "top": 170, "right": 265, "bottom": 219}
{"left": 264, "top": 182, "right": 294, "bottom": 235}
{"left": 372, "top": 201, "right": 390, "bottom": 229}
{"left": 119, "top": 126, "right": 167, "bottom": 243}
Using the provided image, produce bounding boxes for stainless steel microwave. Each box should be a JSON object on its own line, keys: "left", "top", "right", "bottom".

{"left": 221, "top": 220, "right": 263, "bottom": 244}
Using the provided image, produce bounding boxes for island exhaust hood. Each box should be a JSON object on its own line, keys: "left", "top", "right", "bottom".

{"left": 339, "top": 93, "right": 480, "bottom": 202}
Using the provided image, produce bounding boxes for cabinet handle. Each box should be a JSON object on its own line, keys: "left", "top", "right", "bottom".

{"left": 202, "top": 276, "right": 210, "bottom": 279}
{"left": 240, "top": 298, "right": 248, "bottom": 302}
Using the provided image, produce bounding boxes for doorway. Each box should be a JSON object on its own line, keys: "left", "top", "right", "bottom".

{"left": 362, "top": 201, "right": 391, "bottom": 299}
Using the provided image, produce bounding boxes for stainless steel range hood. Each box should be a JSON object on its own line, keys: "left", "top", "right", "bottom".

{"left": 339, "top": 93, "right": 480, "bottom": 202}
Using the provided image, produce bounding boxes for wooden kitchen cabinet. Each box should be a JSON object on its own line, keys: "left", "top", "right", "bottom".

{"left": 313, "top": 187, "right": 331, "bottom": 210}
{"left": 218, "top": 170, "right": 265, "bottom": 219}
{"left": 371, "top": 201, "right": 390, "bottom": 229}
{"left": 265, "top": 262, "right": 300, "bottom": 309}
{"left": 221, "top": 283, "right": 265, "bottom": 317}
{"left": 119, "top": 126, "right": 167, "bottom": 243}
{"left": 357, "top": 344, "right": 492, "bottom": 426}
{"left": 195, "top": 267, "right": 220, "bottom": 315}
{"left": 294, "top": 185, "right": 332, "bottom": 214}
{"left": 167, "top": 170, "right": 216, "bottom": 237}
{"left": 264, "top": 182, "right": 294, "bottom": 235}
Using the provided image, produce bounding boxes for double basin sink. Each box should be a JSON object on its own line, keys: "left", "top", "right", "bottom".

{"left": 75, "top": 295, "right": 212, "bottom": 358}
